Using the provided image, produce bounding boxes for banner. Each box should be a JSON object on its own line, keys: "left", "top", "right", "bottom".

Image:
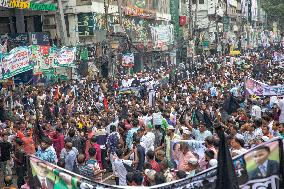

{"left": 245, "top": 77, "right": 284, "bottom": 96}
{"left": 170, "top": 140, "right": 206, "bottom": 162}
{"left": 148, "top": 138, "right": 282, "bottom": 189}
{"left": 28, "top": 156, "right": 115, "bottom": 189}
{"left": 54, "top": 47, "right": 76, "bottom": 68}
{"left": 151, "top": 25, "right": 174, "bottom": 49}
{"left": 31, "top": 45, "right": 55, "bottom": 75}
{"left": 27, "top": 138, "right": 282, "bottom": 189}
{"left": 0, "top": 46, "right": 33, "bottom": 80}
{"left": 122, "top": 53, "right": 134, "bottom": 67}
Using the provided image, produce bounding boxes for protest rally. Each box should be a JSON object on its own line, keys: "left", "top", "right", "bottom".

{"left": 0, "top": 41, "right": 283, "bottom": 189}
{"left": 0, "top": 0, "right": 284, "bottom": 189}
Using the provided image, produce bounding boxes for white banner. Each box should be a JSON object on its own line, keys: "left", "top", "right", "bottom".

{"left": 245, "top": 78, "right": 284, "bottom": 96}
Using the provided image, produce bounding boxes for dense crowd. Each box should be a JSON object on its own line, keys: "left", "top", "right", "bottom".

{"left": 0, "top": 43, "right": 284, "bottom": 188}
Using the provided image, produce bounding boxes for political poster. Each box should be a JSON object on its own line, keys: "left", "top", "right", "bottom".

{"left": 151, "top": 25, "right": 174, "bottom": 49}
{"left": 170, "top": 140, "right": 206, "bottom": 163}
{"left": 54, "top": 47, "right": 77, "bottom": 68}
{"left": 31, "top": 45, "right": 54, "bottom": 75}
{"left": 28, "top": 156, "right": 114, "bottom": 189}
{"left": 245, "top": 77, "right": 284, "bottom": 96}
{"left": 150, "top": 138, "right": 283, "bottom": 189}
{"left": 0, "top": 46, "right": 33, "bottom": 80}
{"left": 122, "top": 53, "right": 134, "bottom": 67}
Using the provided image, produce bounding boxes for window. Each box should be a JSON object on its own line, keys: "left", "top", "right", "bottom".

{"left": 192, "top": 0, "right": 196, "bottom": 4}
{"left": 199, "top": 0, "right": 204, "bottom": 4}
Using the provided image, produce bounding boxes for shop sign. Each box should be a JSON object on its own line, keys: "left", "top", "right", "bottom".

{"left": 0, "top": 0, "right": 9, "bottom": 8}
{"left": 9, "top": 0, "right": 30, "bottom": 9}
{"left": 2, "top": 0, "right": 57, "bottom": 11}
{"left": 124, "top": 6, "right": 156, "bottom": 19}
{"left": 29, "top": 2, "right": 57, "bottom": 11}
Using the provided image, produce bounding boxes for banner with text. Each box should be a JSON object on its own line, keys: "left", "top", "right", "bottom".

{"left": 27, "top": 138, "right": 283, "bottom": 189}
{"left": 149, "top": 138, "right": 283, "bottom": 189}
{"left": 0, "top": 46, "right": 33, "bottom": 80}
{"left": 54, "top": 47, "right": 76, "bottom": 68}
{"left": 245, "top": 77, "right": 284, "bottom": 96}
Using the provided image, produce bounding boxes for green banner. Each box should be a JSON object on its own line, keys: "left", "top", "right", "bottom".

{"left": 0, "top": 46, "right": 33, "bottom": 80}
{"left": 170, "top": 0, "right": 180, "bottom": 37}
{"left": 78, "top": 13, "right": 94, "bottom": 36}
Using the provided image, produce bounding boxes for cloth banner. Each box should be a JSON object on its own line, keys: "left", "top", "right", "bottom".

{"left": 152, "top": 138, "right": 283, "bottom": 189}
{"left": 122, "top": 53, "right": 134, "bottom": 67}
{"left": 151, "top": 25, "right": 174, "bottom": 49}
{"left": 171, "top": 140, "right": 206, "bottom": 161}
{"left": 31, "top": 45, "right": 54, "bottom": 75}
{"left": 27, "top": 138, "right": 283, "bottom": 189}
{"left": 245, "top": 77, "right": 284, "bottom": 96}
{"left": 28, "top": 155, "right": 117, "bottom": 189}
{"left": 0, "top": 46, "right": 33, "bottom": 80}
{"left": 54, "top": 47, "right": 76, "bottom": 68}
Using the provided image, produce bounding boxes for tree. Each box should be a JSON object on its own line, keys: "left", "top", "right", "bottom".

{"left": 261, "top": 0, "right": 284, "bottom": 32}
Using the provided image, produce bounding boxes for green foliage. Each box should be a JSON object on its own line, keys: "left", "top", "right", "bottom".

{"left": 261, "top": 0, "right": 284, "bottom": 31}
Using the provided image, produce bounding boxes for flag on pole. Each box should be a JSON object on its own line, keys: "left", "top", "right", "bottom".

{"left": 215, "top": 125, "right": 239, "bottom": 189}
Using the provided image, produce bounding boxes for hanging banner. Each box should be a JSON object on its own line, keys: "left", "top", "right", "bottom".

{"left": 245, "top": 77, "right": 284, "bottom": 96}
{"left": 31, "top": 45, "right": 54, "bottom": 75}
{"left": 151, "top": 25, "right": 174, "bottom": 49}
{"left": 1, "top": 0, "right": 57, "bottom": 11}
{"left": 122, "top": 53, "right": 134, "bottom": 67}
{"left": 78, "top": 13, "right": 94, "bottom": 36}
{"left": 124, "top": 6, "right": 156, "bottom": 19}
{"left": 54, "top": 47, "right": 77, "bottom": 68}
{"left": 27, "top": 138, "right": 283, "bottom": 189}
{"left": 28, "top": 156, "right": 113, "bottom": 189}
{"left": 170, "top": 140, "right": 206, "bottom": 162}
{"left": 146, "top": 138, "right": 282, "bottom": 189}
{"left": 0, "top": 46, "right": 33, "bottom": 80}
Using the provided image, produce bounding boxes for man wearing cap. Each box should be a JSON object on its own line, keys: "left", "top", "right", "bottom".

{"left": 185, "top": 157, "right": 200, "bottom": 177}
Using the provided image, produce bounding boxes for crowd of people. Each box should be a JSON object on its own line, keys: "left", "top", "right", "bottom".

{"left": 0, "top": 43, "right": 283, "bottom": 188}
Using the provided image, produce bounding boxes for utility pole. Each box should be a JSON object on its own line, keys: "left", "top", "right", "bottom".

{"left": 57, "top": 0, "right": 68, "bottom": 46}
{"left": 194, "top": 0, "right": 199, "bottom": 35}
{"left": 188, "top": 0, "right": 193, "bottom": 39}
{"left": 117, "top": 0, "right": 123, "bottom": 27}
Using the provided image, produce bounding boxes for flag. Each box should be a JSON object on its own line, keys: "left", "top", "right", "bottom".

{"left": 215, "top": 125, "right": 239, "bottom": 189}
{"left": 33, "top": 97, "right": 46, "bottom": 145}
{"left": 54, "top": 86, "right": 59, "bottom": 100}
{"left": 222, "top": 95, "right": 240, "bottom": 115}
{"left": 103, "top": 96, "right": 108, "bottom": 112}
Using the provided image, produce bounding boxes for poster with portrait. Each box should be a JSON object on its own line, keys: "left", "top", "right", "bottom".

{"left": 122, "top": 53, "right": 134, "bottom": 67}
{"left": 170, "top": 140, "right": 206, "bottom": 165}
{"left": 28, "top": 156, "right": 114, "bottom": 189}
{"left": 163, "top": 138, "right": 283, "bottom": 189}
{"left": 241, "top": 140, "right": 281, "bottom": 188}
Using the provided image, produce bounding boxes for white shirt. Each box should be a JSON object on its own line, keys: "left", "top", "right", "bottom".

{"left": 140, "top": 132, "right": 155, "bottom": 153}
{"left": 251, "top": 105, "right": 262, "bottom": 119}
{"left": 114, "top": 159, "right": 133, "bottom": 186}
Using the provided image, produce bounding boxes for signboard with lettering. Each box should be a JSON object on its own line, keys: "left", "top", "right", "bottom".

{"left": 78, "top": 13, "right": 94, "bottom": 36}
{"left": 30, "top": 32, "right": 50, "bottom": 46}
{"left": 0, "top": 46, "right": 33, "bottom": 80}
{"left": 0, "top": 0, "right": 57, "bottom": 11}
{"left": 124, "top": 6, "right": 156, "bottom": 19}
